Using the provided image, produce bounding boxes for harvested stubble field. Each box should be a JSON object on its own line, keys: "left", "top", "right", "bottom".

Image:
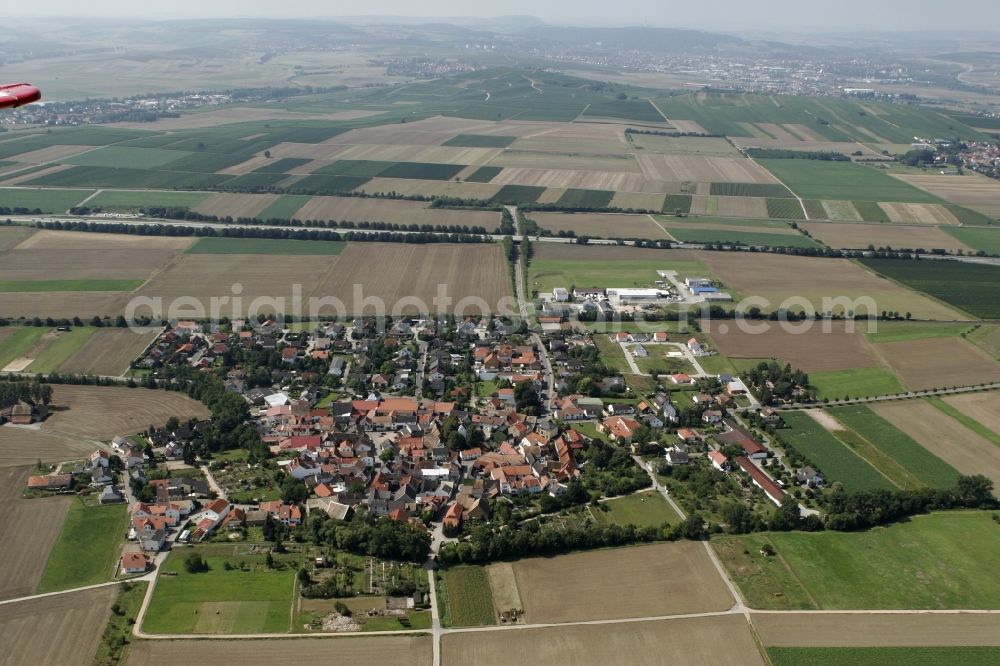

{"left": 329, "top": 143, "right": 498, "bottom": 166}
{"left": 0, "top": 585, "right": 117, "bottom": 665}
{"left": 356, "top": 177, "right": 501, "bottom": 200}
{"left": 636, "top": 154, "right": 778, "bottom": 183}
{"left": 629, "top": 134, "right": 740, "bottom": 156}
{"left": 0, "top": 424, "right": 95, "bottom": 467}
{"left": 0, "top": 226, "right": 36, "bottom": 252}
{"left": 609, "top": 191, "right": 666, "bottom": 211}
{"left": 872, "top": 401, "right": 1000, "bottom": 487}
{"left": 489, "top": 150, "right": 639, "bottom": 173}
{"left": 942, "top": 392, "right": 1000, "bottom": 434}
{"left": 127, "top": 636, "right": 433, "bottom": 666}
{"left": 695, "top": 251, "right": 964, "bottom": 320}
{"left": 875, "top": 338, "right": 1000, "bottom": 391}
{"left": 56, "top": 327, "right": 159, "bottom": 376}
{"left": 443, "top": 615, "right": 763, "bottom": 666}
{"left": 0, "top": 466, "right": 71, "bottom": 600}
{"left": 490, "top": 167, "right": 647, "bottom": 192}
{"left": 0, "top": 230, "right": 193, "bottom": 282}
{"left": 877, "top": 202, "right": 959, "bottom": 225}
{"left": 800, "top": 222, "right": 973, "bottom": 253}
{"left": 43, "top": 385, "right": 210, "bottom": 440}
{"left": 292, "top": 196, "right": 501, "bottom": 228}
{"left": 312, "top": 243, "right": 512, "bottom": 315}
{"left": 895, "top": 172, "right": 1000, "bottom": 218}
{"left": 753, "top": 612, "right": 1000, "bottom": 648}
{"left": 702, "top": 321, "right": 880, "bottom": 372}
{"left": 530, "top": 212, "right": 666, "bottom": 239}
{"left": 6, "top": 144, "right": 96, "bottom": 164}
{"left": 510, "top": 542, "right": 733, "bottom": 624}
{"left": 194, "top": 192, "right": 279, "bottom": 218}
{"left": 133, "top": 252, "right": 335, "bottom": 318}
{"left": 113, "top": 107, "right": 381, "bottom": 131}
{"left": 0, "top": 292, "right": 131, "bottom": 319}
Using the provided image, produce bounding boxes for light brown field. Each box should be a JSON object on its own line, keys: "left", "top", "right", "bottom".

{"left": 194, "top": 193, "right": 278, "bottom": 218}
{"left": 256, "top": 141, "right": 352, "bottom": 162}
{"left": 668, "top": 220, "right": 800, "bottom": 236}
{"left": 0, "top": 292, "right": 132, "bottom": 318}
{"left": 509, "top": 135, "right": 629, "bottom": 156}
{"left": 489, "top": 150, "right": 639, "bottom": 173}
{"left": 0, "top": 226, "right": 36, "bottom": 252}
{"left": 609, "top": 191, "right": 666, "bottom": 211}
{"left": 668, "top": 119, "right": 709, "bottom": 134}
{"left": 57, "top": 328, "right": 159, "bottom": 376}
{"left": 696, "top": 251, "right": 965, "bottom": 319}
{"left": 326, "top": 116, "right": 493, "bottom": 146}
{"left": 530, "top": 212, "right": 666, "bottom": 239}
{"left": 0, "top": 230, "right": 192, "bottom": 282}
{"left": 0, "top": 585, "right": 117, "bottom": 664}
{"left": 801, "top": 222, "right": 973, "bottom": 253}
{"left": 0, "top": 424, "right": 96, "bottom": 467}
{"left": 715, "top": 196, "right": 769, "bottom": 217}
{"left": 127, "top": 635, "right": 432, "bottom": 666}
{"left": 491, "top": 167, "right": 647, "bottom": 191}
{"left": 875, "top": 338, "right": 1000, "bottom": 390}
{"left": 0, "top": 466, "right": 71, "bottom": 600}
{"left": 753, "top": 611, "right": 1000, "bottom": 647}
{"left": 872, "top": 400, "right": 1000, "bottom": 487}
{"left": 636, "top": 155, "right": 778, "bottom": 183}
{"left": 6, "top": 144, "right": 97, "bottom": 163}
{"left": 485, "top": 562, "right": 522, "bottom": 614}
{"left": 703, "top": 321, "right": 880, "bottom": 372}
{"left": 42, "top": 385, "right": 211, "bottom": 441}
{"left": 133, "top": 253, "right": 334, "bottom": 318}
{"left": 878, "top": 202, "right": 959, "bottom": 225}
{"left": 112, "top": 107, "right": 382, "bottom": 131}
{"left": 510, "top": 542, "right": 733, "bottom": 624}
{"left": 942, "top": 392, "right": 1000, "bottom": 434}
{"left": 356, "top": 178, "right": 501, "bottom": 200}
{"left": 330, "top": 143, "right": 500, "bottom": 166}
{"left": 312, "top": 243, "right": 512, "bottom": 315}
{"left": 292, "top": 196, "right": 501, "bottom": 229}
{"left": 894, "top": 172, "right": 1000, "bottom": 217}
{"left": 443, "top": 615, "right": 763, "bottom": 666}
{"left": 534, "top": 187, "right": 566, "bottom": 204}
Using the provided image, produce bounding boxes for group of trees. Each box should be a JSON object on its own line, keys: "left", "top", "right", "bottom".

{"left": 743, "top": 361, "right": 814, "bottom": 405}
{"left": 0, "top": 378, "right": 53, "bottom": 405}
{"left": 307, "top": 513, "right": 431, "bottom": 563}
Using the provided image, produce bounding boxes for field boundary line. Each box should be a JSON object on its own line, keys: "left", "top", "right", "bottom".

{"left": 646, "top": 214, "right": 677, "bottom": 241}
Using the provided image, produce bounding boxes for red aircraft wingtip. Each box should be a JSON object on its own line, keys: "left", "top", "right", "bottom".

{"left": 0, "top": 84, "right": 42, "bottom": 109}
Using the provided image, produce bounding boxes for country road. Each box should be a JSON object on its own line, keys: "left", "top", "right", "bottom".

{"left": 777, "top": 381, "right": 1000, "bottom": 409}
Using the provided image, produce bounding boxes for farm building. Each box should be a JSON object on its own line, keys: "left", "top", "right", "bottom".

{"left": 736, "top": 456, "right": 786, "bottom": 507}
{"left": 553, "top": 288, "right": 569, "bottom": 302}
{"left": 607, "top": 288, "right": 665, "bottom": 303}
{"left": 685, "top": 277, "right": 718, "bottom": 294}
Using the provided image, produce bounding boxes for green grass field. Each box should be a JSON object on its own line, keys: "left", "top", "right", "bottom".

{"left": 759, "top": 160, "right": 942, "bottom": 203}
{"left": 591, "top": 491, "right": 680, "bottom": 528}
{"left": 94, "top": 581, "right": 149, "bottom": 665}
{"left": 966, "top": 324, "right": 1000, "bottom": 359}
{"left": 443, "top": 134, "right": 515, "bottom": 148}
{"left": 464, "top": 166, "right": 503, "bottom": 183}
{"left": 86, "top": 189, "right": 211, "bottom": 210}
{"left": 25, "top": 326, "right": 97, "bottom": 374}
{"left": 186, "top": 237, "right": 345, "bottom": 255}
{"left": 860, "top": 258, "right": 1000, "bottom": 319}
{"left": 65, "top": 146, "right": 194, "bottom": 169}
{"left": 529, "top": 253, "right": 707, "bottom": 294}
{"left": 581, "top": 98, "right": 664, "bottom": 122}
{"left": 0, "top": 187, "right": 92, "bottom": 213}
{"left": 285, "top": 174, "right": 371, "bottom": 195}
{"left": 252, "top": 158, "right": 312, "bottom": 173}
{"left": 810, "top": 367, "right": 905, "bottom": 400}
{"left": 0, "top": 279, "right": 143, "bottom": 292}
{"left": 827, "top": 405, "right": 960, "bottom": 489}
{"left": 438, "top": 566, "right": 495, "bottom": 627}
{"left": 0, "top": 278, "right": 143, "bottom": 292}
{"left": 945, "top": 226, "right": 1000, "bottom": 254}
{"left": 776, "top": 411, "right": 894, "bottom": 492}
{"left": 255, "top": 194, "right": 311, "bottom": 220}
{"left": 715, "top": 512, "right": 1000, "bottom": 610}
{"left": 0, "top": 326, "right": 47, "bottom": 368}
{"left": 490, "top": 184, "right": 545, "bottom": 204}
{"left": 555, "top": 188, "right": 615, "bottom": 208}
{"left": 662, "top": 194, "right": 692, "bottom": 214}
{"left": 769, "top": 647, "right": 1000, "bottom": 666}
{"left": 36, "top": 500, "right": 129, "bottom": 593}
{"left": 143, "top": 545, "right": 295, "bottom": 634}
{"left": 865, "top": 321, "right": 975, "bottom": 343}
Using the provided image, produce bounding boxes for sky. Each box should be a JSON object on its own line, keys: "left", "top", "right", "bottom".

{"left": 3, "top": 0, "right": 999, "bottom": 32}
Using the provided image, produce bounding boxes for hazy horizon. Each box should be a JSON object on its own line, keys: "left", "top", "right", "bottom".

{"left": 3, "top": 1, "right": 1000, "bottom": 33}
